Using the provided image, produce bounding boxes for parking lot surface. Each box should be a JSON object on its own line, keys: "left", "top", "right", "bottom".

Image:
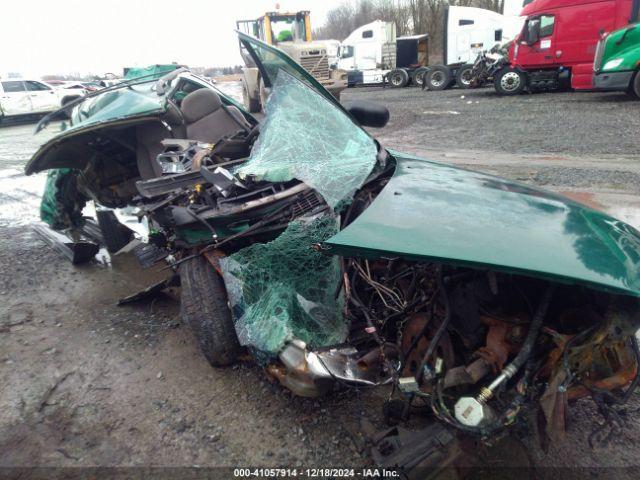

{"left": 1, "top": 85, "right": 640, "bottom": 474}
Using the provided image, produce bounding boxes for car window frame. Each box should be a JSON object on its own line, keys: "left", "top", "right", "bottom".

{"left": 1, "top": 80, "right": 27, "bottom": 93}
{"left": 25, "top": 80, "right": 53, "bottom": 92}
{"left": 539, "top": 14, "right": 555, "bottom": 38}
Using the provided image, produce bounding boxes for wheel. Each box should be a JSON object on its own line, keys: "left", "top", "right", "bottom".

{"left": 388, "top": 69, "right": 409, "bottom": 88}
{"left": 455, "top": 64, "right": 474, "bottom": 89}
{"left": 180, "top": 255, "right": 241, "bottom": 367}
{"left": 412, "top": 67, "right": 429, "bottom": 88}
{"left": 631, "top": 71, "right": 640, "bottom": 99}
{"left": 242, "top": 81, "right": 260, "bottom": 113}
{"left": 425, "top": 66, "right": 452, "bottom": 91}
{"left": 95, "top": 210, "right": 133, "bottom": 253}
{"left": 494, "top": 67, "right": 526, "bottom": 95}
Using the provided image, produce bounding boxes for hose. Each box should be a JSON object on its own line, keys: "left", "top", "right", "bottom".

{"left": 415, "top": 268, "right": 450, "bottom": 384}
{"left": 477, "top": 284, "right": 554, "bottom": 402}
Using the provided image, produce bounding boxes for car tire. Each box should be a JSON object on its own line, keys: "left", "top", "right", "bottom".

{"left": 96, "top": 210, "right": 133, "bottom": 253}
{"left": 494, "top": 67, "right": 526, "bottom": 95}
{"left": 425, "top": 66, "right": 452, "bottom": 91}
{"left": 455, "top": 64, "right": 474, "bottom": 89}
{"left": 242, "top": 82, "right": 260, "bottom": 113}
{"left": 388, "top": 69, "right": 409, "bottom": 88}
{"left": 412, "top": 67, "right": 429, "bottom": 88}
{"left": 180, "top": 255, "right": 241, "bottom": 367}
{"left": 631, "top": 71, "right": 640, "bottom": 99}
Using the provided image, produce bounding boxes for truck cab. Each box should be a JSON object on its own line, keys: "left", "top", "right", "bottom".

{"left": 496, "top": 0, "right": 640, "bottom": 94}
{"left": 593, "top": 22, "right": 640, "bottom": 97}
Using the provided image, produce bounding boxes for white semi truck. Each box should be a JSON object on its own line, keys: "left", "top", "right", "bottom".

{"left": 424, "top": 3, "right": 525, "bottom": 90}
{"left": 335, "top": 20, "right": 430, "bottom": 87}
{"left": 335, "top": 2, "right": 525, "bottom": 89}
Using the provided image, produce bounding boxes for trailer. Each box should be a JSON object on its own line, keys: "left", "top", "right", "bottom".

{"left": 424, "top": 4, "right": 525, "bottom": 90}
{"left": 335, "top": 21, "right": 429, "bottom": 88}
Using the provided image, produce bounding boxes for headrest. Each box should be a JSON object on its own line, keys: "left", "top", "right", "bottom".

{"left": 181, "top": 89, "right": 222, "bottom": 123}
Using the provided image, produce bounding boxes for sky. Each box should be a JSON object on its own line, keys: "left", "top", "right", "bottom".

{"left": 1, "top": 0, "right": 344, "bottom": 78}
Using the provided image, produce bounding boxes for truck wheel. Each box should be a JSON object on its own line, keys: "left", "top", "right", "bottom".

{"left": 425, "top": 66, "right": 452, "bottom": 91}
{"left": 180, "top": 255, "right": 241, "bottom": 367}
{"left": 96, "top": 210, "right": 133, "bottom": 253}
{"left": 242, "top": 82, "right": 260, "bottom": 113}
{"left": 632, "top": 71, "right": 640, "bottom": 99}
{"left": 455, "top": 64, "right": 474, "bottom": 89}
{"left": 494, "top": 68, "right": 526, "bottom": 95}
{"left": 388, "top": 69, "right": 409, "bottom": 88}
{"left": 412, "top": 67, "right": 429, "bottom": 88}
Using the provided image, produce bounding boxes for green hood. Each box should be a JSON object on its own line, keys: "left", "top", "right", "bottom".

{"left": 325, "top": 151, "right": 640, "bottom": 297}
{"left": 600, "top": 23, "right": 640, "bottom": 72}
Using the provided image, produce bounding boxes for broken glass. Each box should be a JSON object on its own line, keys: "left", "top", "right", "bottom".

{"left": 219, "top": 214, "right": 347, "bottom": 354}
{"left": 235, "top": 70, "right": 378, "bottom": 209}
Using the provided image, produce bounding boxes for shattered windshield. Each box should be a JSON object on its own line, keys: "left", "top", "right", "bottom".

{"left": 236, "top": 70, "right": 377, "bottom": 209}
{"left": 220, "top": 69, "right": 378, "bottom": 355}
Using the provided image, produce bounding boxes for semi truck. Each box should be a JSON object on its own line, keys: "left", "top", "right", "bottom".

{"left": 593, "top": 22, "right": 640, "bottom": 97}
{"left": 424, "top": 4, "right": 525, "bottom": 90}
{"left": 236, "top": 11, "right": 345, "bottom": 112}
{"left": 494, "top": 0, "right": 640, "bottom": 95}
{"left": 334, "top": 20, "right": 429, "bottom": 87}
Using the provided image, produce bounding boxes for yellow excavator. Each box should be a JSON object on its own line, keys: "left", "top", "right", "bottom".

{"left": 236, "top": 10, "right": 345, "bottom": 112}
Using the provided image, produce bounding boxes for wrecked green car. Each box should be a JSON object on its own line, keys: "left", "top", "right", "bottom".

{"left": 27, "top": 32, "right": 640, "bottom": 471}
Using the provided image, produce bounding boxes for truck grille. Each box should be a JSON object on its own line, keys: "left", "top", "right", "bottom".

{"left": 300, "top": 54, "right": 329, "bottom": 81}
{"left": 593, "top": 39, "right": 604, "bottom": 73}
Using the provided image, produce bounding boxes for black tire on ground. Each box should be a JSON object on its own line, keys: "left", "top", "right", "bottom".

{"left": 388, "top": 69, "right": 409, "bottom": 88}
{"left": 455, "top": 64, "right": 474, "bottom": 89}
{"left": 425, "top": 66, "right": 452, "bottom": 91}
{"left": 631, "top": 71, "right": 640, "bottom": 99}
{"left": 95, "top": 210, "right": 133, "bottom": 253}
{"left": 412, "top": 67, "right": 430, "bottom": 88}
{"left": 494, "top": 67, "right": 527, "bottom": 95}
{"left": 242, "top": 81, "right": 260, "bottom": 113}
{"left": 180, "top": 255, "right": 241, "bottom": 367}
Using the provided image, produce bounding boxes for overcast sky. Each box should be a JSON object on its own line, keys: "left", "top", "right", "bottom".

{"left": 1, "top": 0, "right": 343, "bottom": 78}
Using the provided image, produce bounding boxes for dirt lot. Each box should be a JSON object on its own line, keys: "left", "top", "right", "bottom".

{"left": 1, "top": 85, "right": 640, "bottom": 477}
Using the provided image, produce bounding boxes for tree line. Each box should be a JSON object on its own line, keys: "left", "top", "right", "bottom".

{"left": 314, "top": 0, "right": 504, "bottom": 58}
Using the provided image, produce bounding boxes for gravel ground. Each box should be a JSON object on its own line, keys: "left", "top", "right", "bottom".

{"left": 345, "top": 86, "right": 640, "bottom": 157}
{"left": 1, "top": 86, "right": 640, "bottom": 477}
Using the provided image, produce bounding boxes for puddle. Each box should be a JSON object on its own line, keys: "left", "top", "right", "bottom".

{"left": 422, "top": 110, "right": 460, "bottom": 115}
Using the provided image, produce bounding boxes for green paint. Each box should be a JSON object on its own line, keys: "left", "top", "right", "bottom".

{"left": 325, "top": 152, "right": 640, "bottom": 297}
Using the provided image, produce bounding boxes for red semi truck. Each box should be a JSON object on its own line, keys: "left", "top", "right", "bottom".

{"left": 494, "top": 0, "right": 640, "bottom": 94}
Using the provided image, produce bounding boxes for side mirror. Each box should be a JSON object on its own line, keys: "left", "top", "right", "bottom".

{"left": 343, "top": 101, "right": 389, "bottom": 128}
{"left": 525, "top": 19, "right": 541, "bottom": 46}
